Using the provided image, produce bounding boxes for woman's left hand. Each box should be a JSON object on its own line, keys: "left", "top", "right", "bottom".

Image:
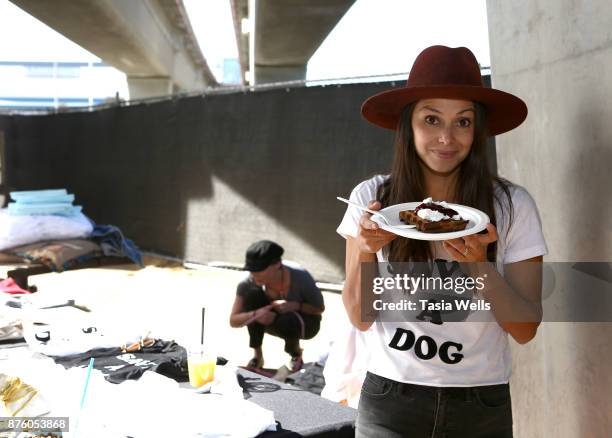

{"left": 442, "top": 223, "right": 498, "bottom": 262}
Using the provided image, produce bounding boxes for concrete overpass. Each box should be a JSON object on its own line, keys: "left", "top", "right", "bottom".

{"left": 9, "top": 0, "right": 217, "bottom": 98}
{"left": 231, "top": 0, "right": 355, "bottom": 84}
{"left": 10, "top": 0, "right": 355, "bottom": 92}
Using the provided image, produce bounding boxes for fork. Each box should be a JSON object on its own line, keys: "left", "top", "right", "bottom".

{"left": 336, "top": 197, "right": 415, "bottom": 228}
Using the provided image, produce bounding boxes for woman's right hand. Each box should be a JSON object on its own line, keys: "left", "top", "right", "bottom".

{"left": 356, "top": 200, "right": 397, "bottom": 253}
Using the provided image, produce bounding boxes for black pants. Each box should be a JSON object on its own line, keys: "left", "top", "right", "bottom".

{"left": 357, "top": 372, "right": 513, "bottom": 438}
{"left": 242, "top": 289, "right": 320, "bottom": 357}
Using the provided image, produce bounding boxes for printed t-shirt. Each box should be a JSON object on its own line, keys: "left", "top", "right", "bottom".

{"left": 336, "top": 175, "right": 548, "bottom": 387}
{"left": 53, "top": 339, "right": 188, "bottom": 383}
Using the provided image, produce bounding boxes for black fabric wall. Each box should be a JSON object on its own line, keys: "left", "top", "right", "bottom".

{"left": 0, "top": 83, "right": 396, "bottom": 279}
{"left": 0, "top": 79, "right": 496, "bottom": 281}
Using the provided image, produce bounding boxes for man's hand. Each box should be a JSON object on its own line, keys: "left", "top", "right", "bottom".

{"left": 254, "top": 305, "right": 276, "bottom": 326}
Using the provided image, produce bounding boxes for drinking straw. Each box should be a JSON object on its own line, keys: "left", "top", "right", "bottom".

{"left": 74, "top": 357, "right": 94, "bottom": 438}
{"left": 200, "top": 307, "right": 205, "bottom": 346}
{"left": 80, "top": 358, "right": 95, "bottom": 409}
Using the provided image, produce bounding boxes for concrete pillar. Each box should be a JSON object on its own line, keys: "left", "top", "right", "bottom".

{"left": 487, "top": 0, "right": 612, "bottom": 436}
{"left": 0, "top": 131, "right": 5, "bottom": 207}
{"left": 127, "top": 77, "right": 174, "bottom": 99}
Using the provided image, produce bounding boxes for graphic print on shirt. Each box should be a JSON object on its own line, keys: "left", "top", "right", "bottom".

{"left": 388, "top": 327, "right": 464, "bottom": 364}
{"left": 54, "top": 340, "right": 189, "bottom": 383}
{"left": 385, "top": 259, "right": 474, "bottom": 365}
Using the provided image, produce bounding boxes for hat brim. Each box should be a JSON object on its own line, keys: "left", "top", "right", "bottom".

{"left": 243, "top": 258, "right": 281, "bottom": 272}
{"left": 243, "top": 261, "right": 268, "bottom": 272}
{"left": 361, "top": 85, "right": 527, "bottom": 137}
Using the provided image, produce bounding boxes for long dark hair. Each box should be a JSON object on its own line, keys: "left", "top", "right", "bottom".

{"left": 377, "top": 101, "right": 514, "bottom": 262}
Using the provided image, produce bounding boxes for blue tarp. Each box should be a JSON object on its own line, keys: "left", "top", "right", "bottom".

{"left": 90, "top": 224, "right": 144, "bottom": 267}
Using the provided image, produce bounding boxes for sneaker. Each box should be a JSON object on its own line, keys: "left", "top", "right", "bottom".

{"left": 287, "top": 355, "right": 303, "bottom": 372}
{"left": 246, "top": 357, "right": 264, "bottom": 369}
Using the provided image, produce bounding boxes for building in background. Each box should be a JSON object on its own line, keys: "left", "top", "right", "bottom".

{"left": 0, "top": 1, "right": 129, "bottom": 111}
{"left": 0, "top": 60, "right": 128, "bottom": 110}
{"left": 221, "top": 59, "right": 241, "bottom": 85}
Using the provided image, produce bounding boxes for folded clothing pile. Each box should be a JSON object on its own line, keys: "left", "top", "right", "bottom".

{"left": 0, "top": 208, "right": 93, "bottom": 253}
{"left": 7, "top": 189, "right": 81, "bottom": 216}
{"left": 1, "top": 188, "right": 143, "bottom": 269}
{"left": 6, "top": 239, "right": 103, "bottom": 272}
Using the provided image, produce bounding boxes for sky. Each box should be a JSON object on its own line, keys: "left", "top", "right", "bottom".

{"left": 307, "top": 0, "right": 491, "bottom": 81}
{"left": 0, "top": 1, "right": 98, "bottom": 62}
{"left": 183, "top": 0, "right": 238, "bottom": 81}
{"left": 0, "top": 0, "right": 490, "bottom": 86}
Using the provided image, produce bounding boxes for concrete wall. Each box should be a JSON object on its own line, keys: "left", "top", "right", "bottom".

{"left": 1, "top": 83, "right": 397, "bottom": 282}
{"left": 487, "top": 0, "right": 612, "bottom": 436}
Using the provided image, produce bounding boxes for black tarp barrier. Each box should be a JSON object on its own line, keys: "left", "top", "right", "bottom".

{"left": 0, "top": 78, "right": 495, "bottom": 281}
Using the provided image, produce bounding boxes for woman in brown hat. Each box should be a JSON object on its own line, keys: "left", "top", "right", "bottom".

{"left": 337, "top": 46, "right": 547, "bottom": 437}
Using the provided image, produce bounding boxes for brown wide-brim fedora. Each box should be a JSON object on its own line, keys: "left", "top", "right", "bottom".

{"left": 361, "top": 45, "right": 527, "bottom": 137}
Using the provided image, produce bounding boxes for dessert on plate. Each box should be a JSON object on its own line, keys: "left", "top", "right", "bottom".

{"left": 399, "top": 198, "right": 468, "bottom": 233}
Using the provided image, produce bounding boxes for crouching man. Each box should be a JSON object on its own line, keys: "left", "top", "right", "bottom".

{"left": 230, "top": 240, "right": 325, "bottom": 372}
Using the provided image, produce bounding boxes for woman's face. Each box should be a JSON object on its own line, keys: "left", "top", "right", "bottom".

{"left": 411, "top": 98, "right": 475, "bottom": 175}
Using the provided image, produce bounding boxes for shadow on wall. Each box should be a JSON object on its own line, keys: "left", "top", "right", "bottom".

{"left": 1, "top": 83, "right": 394, "bottom": 276}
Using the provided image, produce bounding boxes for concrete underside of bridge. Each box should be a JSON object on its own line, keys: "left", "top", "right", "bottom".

{"left": 232, "top": 0, "right": 355, "bottom": 84}
{"left": 10, "top": 0, "right": 216, "bottom": 98}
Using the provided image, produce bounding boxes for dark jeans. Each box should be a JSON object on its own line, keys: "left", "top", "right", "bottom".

{"left": 357, "top": 372, "right": 513, "bottom": 438}
{"left": 242, "top": 289, "right": 320, "bottom": 357}
{"left": 247, "top": 313, "right": 320, "bottom": 356}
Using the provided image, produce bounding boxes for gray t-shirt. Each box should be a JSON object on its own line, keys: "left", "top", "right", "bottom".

{"left": 237, "top": 266, "right": 324, "bottom": 310}
{"left": 285, "top": 266, "right": 324, "bottom": 309}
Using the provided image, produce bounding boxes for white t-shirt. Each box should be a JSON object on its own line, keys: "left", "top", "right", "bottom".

{"left": 336, "top": 175, "right": 548, "bottom": 387}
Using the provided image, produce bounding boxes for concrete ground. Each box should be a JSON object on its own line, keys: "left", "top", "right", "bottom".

{"left": 1, "top": 257, "right": 347, "bottom": 370}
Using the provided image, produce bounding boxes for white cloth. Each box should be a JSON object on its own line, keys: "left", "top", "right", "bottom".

{"left": 0, "top": 209, "right": 93, "bottom": 251}
{"left": 21, "top": 307, "right": 153, "bottom": 357}
{"left": 336, "top": 175, "right": 548, "bottom": 387}
{"left": 0, "top": 293, "right": 24, "bottom": 341}
{"left": 0, "top": 357, "right": 276, "bottom": 438}
{"left": 320, "top": 313, "right": 370, "bottom": 408}
{"left": 0, "top": 372, "right": 50, "bottom": 417}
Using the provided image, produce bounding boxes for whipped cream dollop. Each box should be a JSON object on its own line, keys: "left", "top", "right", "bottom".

{"left": 422, "top": 197, "right": 449, "bottom": 208}
{"left": 417, "top": 209, "right": 447, "bottom": 222}
{"left": 415, "top": 198, "right": 463, "bottom": 222}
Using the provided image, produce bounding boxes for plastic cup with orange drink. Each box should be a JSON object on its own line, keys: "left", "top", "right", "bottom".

{"left": 188, "top": 347, "right": 216, "bottom": 388}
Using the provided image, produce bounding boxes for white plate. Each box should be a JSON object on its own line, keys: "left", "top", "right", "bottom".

{"left": 372, "top": 202, "right": 490, "bottom": 241}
